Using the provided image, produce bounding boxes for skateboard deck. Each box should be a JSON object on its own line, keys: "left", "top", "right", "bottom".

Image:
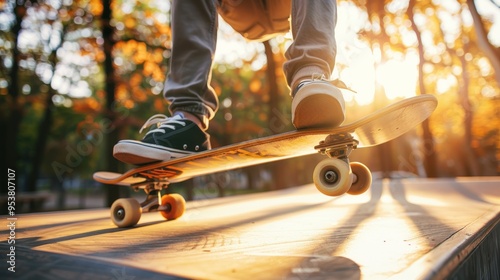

{"left": 94, "top": 94, "right": 437, "bottom": 227}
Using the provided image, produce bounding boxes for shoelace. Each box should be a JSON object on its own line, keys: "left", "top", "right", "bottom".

{"left": 292, "top": 75, "right": 355, "bottom": 97}
{"left": 139, "top": 114, "right": 186, "bottom": 136}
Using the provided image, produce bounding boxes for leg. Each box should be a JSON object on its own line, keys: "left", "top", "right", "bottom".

{"left": 285, "top": 0, "right": 345, "bottom": 129}
{"left": 165, "top": 0, "right": 220, "bottom": 130}
{"left": 113, "top": 0, "right": 218, "bottom": 164}
{"left": 284, "top": 0, "right": 337, "bottom": 89}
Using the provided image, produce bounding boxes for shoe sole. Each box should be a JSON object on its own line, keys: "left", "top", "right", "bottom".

{"left": 292, "top": 83, "right": 345, "bottom": 129}
{"left": 113, "top": 140, "right": 193, "bottom": 165}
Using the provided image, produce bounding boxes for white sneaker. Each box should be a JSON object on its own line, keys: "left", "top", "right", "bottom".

{"left": 291, "top": 79, "right": 346, "bottom": 129}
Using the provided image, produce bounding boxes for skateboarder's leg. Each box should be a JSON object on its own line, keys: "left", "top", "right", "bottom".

{"left": 164, "top": 0, "right": 219, "bottom": 131}
{"left": 285, "top": 0, "right": 346, "bottom": 129}
{"left": 113, "top": 0, "right": 217, "bottom": 165}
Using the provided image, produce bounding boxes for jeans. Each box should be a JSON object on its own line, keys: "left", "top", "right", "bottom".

{"left": 164, "top": 0, "right": 337, "bottom": 129}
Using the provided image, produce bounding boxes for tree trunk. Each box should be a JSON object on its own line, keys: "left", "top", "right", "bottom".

{"left": 457, "top": 46, "right": 481, "bottom": 175}
{"left": 26, "top": 92, "right": 54, "bottom": 196}
{"left": 102, "top": 0, "right": 121, "bottom": 206}
{"left": 1, "top": 2, "right": 25, "bottom": 200}
{"left": 407, "top": 0, "right": 438, "bottom": 177}
{"left": 467, "top": 0, "right": 500, "bottom": 87}
{"left": 263, "top": 40, "right": 292, "bottom": 189}
{"left": 263, "top": 41, "right": 282, "bottom": 134}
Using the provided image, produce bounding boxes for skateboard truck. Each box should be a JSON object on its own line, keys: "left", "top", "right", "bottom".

{"left": 141, "top": 187, "right": 165, "bottom": 213}
{"left": 109, "top": 178, "right": 186, "bottom": 228}
{"left": 127, "top": 180, "right": 171, "bottom": 213}
{"left": 141, "top": 191, "right": 174, "bottom": 213}
{"left": 312, "top": 132, "right": 370, "bottom": 197}
{"left": 315, "top": 132, "right": 359, "bottom": 161}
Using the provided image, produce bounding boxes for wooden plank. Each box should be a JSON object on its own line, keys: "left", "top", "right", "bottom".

{"left": 4, "top": 177, "right": 499, "bottom": 279}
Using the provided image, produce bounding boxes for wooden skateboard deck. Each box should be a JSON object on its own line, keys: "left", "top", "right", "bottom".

{"left": 94, "top": 94, "right": 437, "bottom": 227}
{"left": 94, "top": 95, "right": 437, "bottom": 186}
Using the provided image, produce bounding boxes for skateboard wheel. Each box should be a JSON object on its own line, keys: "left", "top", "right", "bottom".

{"left": 160, "top": 194, "right": 186, "bottom": 220}
{"left": 313, "top": 158, "right": 352, "bottom": 196}
{"left": 110, "top": 198, "right": 141, "bottom": 228}
{"left": 347, "top": 162, "right": 372, "bottom": 195}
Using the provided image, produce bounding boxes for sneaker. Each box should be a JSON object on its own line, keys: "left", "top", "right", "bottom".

{"left": 291, "top": 78, "right": 346, "bottom": 129}
{"left": 113, "top": 114, "right": 211, "bottom": 165}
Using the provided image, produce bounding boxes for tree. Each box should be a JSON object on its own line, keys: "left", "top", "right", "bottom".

{"left": 407, "top": 0, "right": 438, "bottom": 177}
{"left": 466, "top": 0, "right": 500, "bottom": 87}
{"left": 100, "top": 0, "right": 121, "bottom": 206}
{"left": 1, "top": 0, "right": 26, "bottom": 196}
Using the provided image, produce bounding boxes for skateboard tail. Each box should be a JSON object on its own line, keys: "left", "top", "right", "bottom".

{"left": 352, "top": 96, "right": 437, "bottom": 147}
{"left": 93, "top": 172, "right": 147, "bottom": 186}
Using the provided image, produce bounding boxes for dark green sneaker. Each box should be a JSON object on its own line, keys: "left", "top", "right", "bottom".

{"left": 113, "top": 114, "right": 211, "bottom": 165}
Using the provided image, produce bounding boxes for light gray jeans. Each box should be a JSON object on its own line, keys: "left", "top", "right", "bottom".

{"left": 164, "top": 0, "right": 337, "bottom": 129}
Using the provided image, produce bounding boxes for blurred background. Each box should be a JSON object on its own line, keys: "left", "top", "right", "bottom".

{"left": 0, "top": 0, "right": 498, "bottom": 213}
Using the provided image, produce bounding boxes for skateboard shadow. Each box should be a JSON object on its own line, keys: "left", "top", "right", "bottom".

{"left": 18, "top": 227, "right": 125, "bottom": 248}
{"left": 0, "top": 216, "right": 110, "bottom": 235}
{"left": 284, "top": 180, "right": 383, "bottom": 279}
{"left": 448, "top": 178, "right": 498, "bottom": 205}
{"left": 389, "top": 179, "right": 461, "bottom": 247}
{"left": 17, "top": 219, "right": 167, "bottom": 248}
{"left": 6, "top": 245, "right": 185, "bottom": 279}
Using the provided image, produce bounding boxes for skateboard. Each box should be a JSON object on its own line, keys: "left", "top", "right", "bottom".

{"left": 94, "top": 94, "right": 437, "bottom": 227}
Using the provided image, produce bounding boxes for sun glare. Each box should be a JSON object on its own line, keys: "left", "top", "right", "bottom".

{"left": 376, "top": 59, "right": 418, "bottom": 100}
{"left": 338, "top": 48, "right": 419, "bottom": 105}
{"left": 339, "top": 47, "right": 376, "bottom": 105}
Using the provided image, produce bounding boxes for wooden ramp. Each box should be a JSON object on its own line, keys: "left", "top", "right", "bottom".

{"left": 1, "top": 177, "right": 499, "bottom": 279}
